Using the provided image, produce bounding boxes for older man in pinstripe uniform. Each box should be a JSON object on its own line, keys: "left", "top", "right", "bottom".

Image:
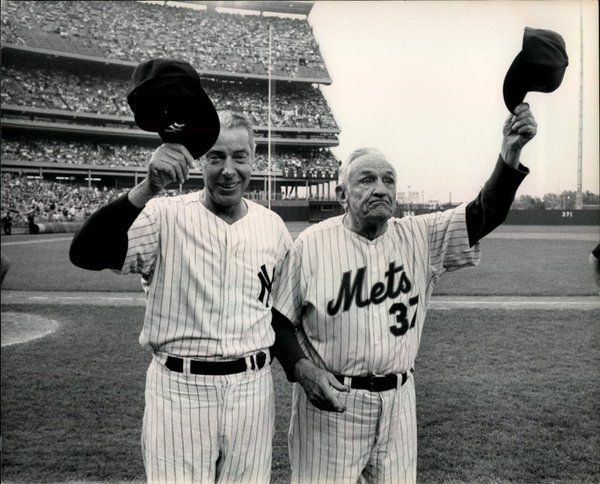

{"left": 271, "top": 103, "right": 537, "bottom": 483}
{"left": 71, "top": 110, "right": 292, "bottom": 483}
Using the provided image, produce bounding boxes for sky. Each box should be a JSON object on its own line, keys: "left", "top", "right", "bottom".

{"left": 308, "top": 1, "right": 599, "bottom": 203}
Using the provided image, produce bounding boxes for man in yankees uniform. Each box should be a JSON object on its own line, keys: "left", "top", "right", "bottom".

{"left": 71, "top": 110, "right": 292, "bottom": 482}
{"left": 271, "top": 103, "right": 537, "bottom": 483}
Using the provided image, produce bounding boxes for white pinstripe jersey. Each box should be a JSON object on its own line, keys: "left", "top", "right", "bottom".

{"left": 121, "top": 192, "right": 292, "bottom": 358}
{"left": 273, "top": 202, "right": 480, "bottom": 376}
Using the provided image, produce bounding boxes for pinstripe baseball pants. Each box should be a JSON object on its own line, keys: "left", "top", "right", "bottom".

{"left": 142, "top": 354, "right": 274, "bottom": 483}
{"left": 289, "top": 376, "right": 417, "bottom": 484}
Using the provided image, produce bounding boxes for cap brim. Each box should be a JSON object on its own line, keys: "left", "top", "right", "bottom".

{"left": 157, "top": 90, "right": 220, "bottom": 159}
{"left": 503, "top": 52, "right": 528, "bottom": 114}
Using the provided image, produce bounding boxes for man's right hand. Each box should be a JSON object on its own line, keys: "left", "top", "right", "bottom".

{"left": 293, "top": 358, "right": 348, "bottom": 412}
{"left": 129, "top": 143, "right": 195, "bottom": 208}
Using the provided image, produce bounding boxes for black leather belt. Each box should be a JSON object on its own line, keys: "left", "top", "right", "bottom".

{"left": 165, "top": 351, "right": 268, "bottom": 375}
{"left": 335, "top": 368, "right": 414, "bottom": 392}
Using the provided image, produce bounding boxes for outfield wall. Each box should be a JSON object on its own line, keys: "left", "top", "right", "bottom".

{"left": 504, "top": 209, "right": 599, "bottom": 225}
{"left": 306, "top": 202, "right": 599, "bottom": 225}
{"left": 253, "top": 200, "right": 311, "bottom": 221}
{"left": 13, "top": 206, "right": 600, "bottom": 235}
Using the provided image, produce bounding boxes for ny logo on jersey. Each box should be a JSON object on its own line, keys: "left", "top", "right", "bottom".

{"left": 257, "top": 264, "right": 274, "bottom": 307}
{"left": 164, "top": 122, "right": 185, "bottom": 133}
{"left": 326, "top": 261, "right": 412, "bottom": 316}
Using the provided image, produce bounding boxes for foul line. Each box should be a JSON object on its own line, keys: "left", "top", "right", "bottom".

{"left": 432, "top": 299, "right": 599, "bottom": 310}
{"left": 1, "top": 291, "right": 598, "bottom": 310}
{"left": 1, "top": 236, "right": 73, "bottom": 246}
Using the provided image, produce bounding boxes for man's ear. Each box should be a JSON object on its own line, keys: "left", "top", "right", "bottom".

{"left": 335, "top": 185, "right": 348, "bottom": 211}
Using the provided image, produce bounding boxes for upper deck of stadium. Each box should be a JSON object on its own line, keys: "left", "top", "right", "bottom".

{"left": 184, "top": 1, "right": 314, "bottom": 16}
{"left": 0, "top": 0, "right": 331, "bottom": 84}
{"left": 0, "top": 0, "right": 341, "bottom": 212}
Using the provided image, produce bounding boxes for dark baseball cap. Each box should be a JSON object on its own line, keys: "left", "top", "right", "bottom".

{"left": 503, "top": 27, "right": 569, "bottom": 114}
{"left": 127, "top": 58, "right": 220, "bottom": 159}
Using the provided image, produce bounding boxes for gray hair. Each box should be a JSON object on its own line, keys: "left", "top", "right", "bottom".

{"left": 337, "top": 147, "right": 387, "bottom": 186}
{"left": 217, "top": 110, "right": 255, "bottom": 153}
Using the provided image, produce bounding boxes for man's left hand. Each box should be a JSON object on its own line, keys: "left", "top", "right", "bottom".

{"left": 501, "top": 102, "right": 537, "bottom": 168}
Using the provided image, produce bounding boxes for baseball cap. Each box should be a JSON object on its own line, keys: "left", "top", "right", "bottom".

{"left": 503, "top": 27, "right": 569, "bottom": 114}
{"left": 127, "top": 58, "right": 220, "bottom": 159}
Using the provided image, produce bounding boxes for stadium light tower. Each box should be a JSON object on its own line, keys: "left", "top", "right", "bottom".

{"left": 267, "top": 25, "right": 272, "bottom": 210}
{"left": 575, "top": 0, "right": 584, "bottom": 210}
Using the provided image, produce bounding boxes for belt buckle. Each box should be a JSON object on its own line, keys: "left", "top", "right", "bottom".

{"left": 368, "top": 373, "right": 383, "bottom": 392}
{"left": 248, "top": 351, "right": 266, "bottom": 371}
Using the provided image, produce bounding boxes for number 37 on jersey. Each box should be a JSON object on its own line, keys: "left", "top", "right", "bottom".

{"left": 326, "top": 260, "right": 420, "bottom": 337}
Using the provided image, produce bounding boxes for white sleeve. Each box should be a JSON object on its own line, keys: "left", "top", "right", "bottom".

{"left": 120, "top": 199, "right": 159, "bottom": 276}
{"left": 423, "top": 202, "right": 481, "bottom": 275}
{"left": 273, "top": 219, "right": 294, "bottom": 278}
{"left": 272, "top": 240, "right": 305, "bottom": 327}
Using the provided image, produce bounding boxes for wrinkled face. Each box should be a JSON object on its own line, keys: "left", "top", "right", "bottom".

{"left": 337, "top": 155, "right": 397, "bottom": 227}
{"left": 202, "top": 127, "right": 253, "bottom": 208}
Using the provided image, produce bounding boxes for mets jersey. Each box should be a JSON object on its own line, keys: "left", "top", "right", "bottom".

{"left": 273, "top": 202, "right": 480, "bottom": 376}
{"left": 121, "top": 192, "right": 292, "bottom": 358}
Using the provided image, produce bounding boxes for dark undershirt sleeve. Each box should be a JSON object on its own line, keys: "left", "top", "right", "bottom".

{"left": 271, "top": 155, "right": 530, "bottom": 380}
{"left": 69, "top": 192, "right": 143, "bottom": 271}
{"left": 271, "top": 309, "right": 306, "bottom": 382}
{"left": 466, "top": 155, "right": 529, "bottom": 247}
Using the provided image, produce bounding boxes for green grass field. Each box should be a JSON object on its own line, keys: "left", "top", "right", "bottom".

{"left": 1, "top": 225, "right": 599, "bottom": 295}
{"left": 1, "top": 223, "right": 599, "bottom": 482}
{"left": 2, "top": 304, "right": 598, "bottom": 483}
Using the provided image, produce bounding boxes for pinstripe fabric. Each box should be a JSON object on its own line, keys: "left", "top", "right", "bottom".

{"left": 273, "top": 203, "right": 479, "bottom": 375}
{"left": 121, "top": 192, "right": 292, "bottom": 358}
{"left": 119, "top": 191, "right": 291, "bottom": 483}
{"left": 273, "top": 203, "right": 479, "bottom": 482}
{"left": 289, "top": 377, "right": 417, "bottom": 484}
{"left": 143, "top": 355, "right": 275, "bottom": 483}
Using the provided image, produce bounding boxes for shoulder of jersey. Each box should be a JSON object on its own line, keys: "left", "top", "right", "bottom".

{"left": 147, "top": 192, "right": 198, "bottom": 208}
{"left": 295, "top": 214, "right": 344, "bottom": 244}
{"left": 246, "top": 199, "right": 288, "bottom": 225}
{"left": 390, "top": 212, "right": 428, "bottom": 226}
{"left": 390, "top": 212, "right": 437, "bottom": 237}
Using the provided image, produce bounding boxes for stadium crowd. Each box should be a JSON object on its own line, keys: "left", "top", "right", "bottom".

{"left": 1, "top": 139, "right": 339, "bottom": 174}
{"left": 1, "top": 173, "right": 200, "bottom": 225}
{"left": 1, "top": 0, "right": 329, "bottom": 79}
{"left": 1, "top": 65, "right": 338, "bottom": 129}
{"left": 1, "top": 172, "right": 126, "bottom": 224}
{"left": 1, "top": 65, "right": 129, "bottom": 116}
{"left": 1, "top": 164, "right": 338, "bottom": 227}
{"left": 254, "top": 149, "right": 338, "bottom": 174}
{"left": 0, "top": 1, "right": 344, "bottom": 230}
{"left": 1, "top": 139, "right": 152, "bottom": 167}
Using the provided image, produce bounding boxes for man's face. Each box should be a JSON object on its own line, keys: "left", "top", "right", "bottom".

{"left": 202, "top": 127, "right": 253, "bottom": 208}
{"left": 337, "top": 155, "right": 397, "bottom": 227}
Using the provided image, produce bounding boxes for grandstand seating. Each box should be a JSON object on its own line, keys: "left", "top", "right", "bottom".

{"left": 1, "top": 162, "right": 340, "bottom": 225}
{"left": 0, "top": 65, "right": 338, "bottom": 129}
{"left": 0, "top": 0, "right": 329, "bottom": 79}
{"left": 1, "top": 139, "right": 151, "bottom": 167}
{"left": 1, "top": 172, "right": 127, "bottom": 224}
{"left": 1, "top": 0, "right": 340, "bottom": 216}
{"left": 1, "top": 138, "right": 339, "bottom": 174}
